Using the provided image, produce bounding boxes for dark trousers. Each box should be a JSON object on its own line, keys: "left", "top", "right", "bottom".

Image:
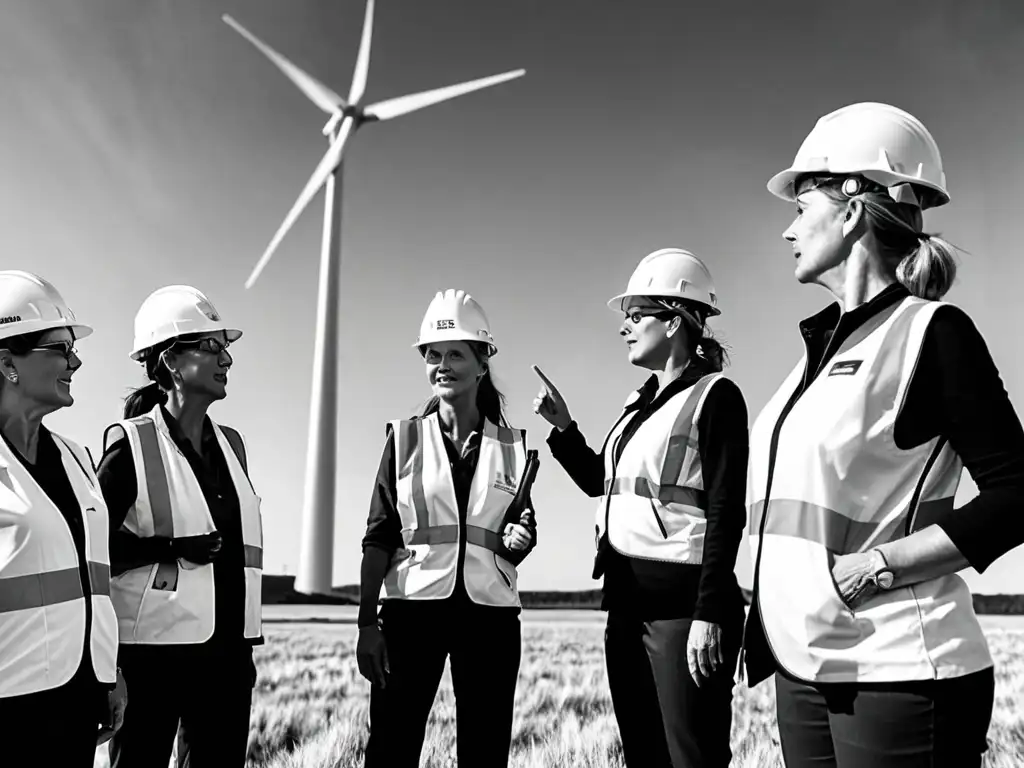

{"left": 109, "top": 642, "right": 256, "bottom": 768}
{"left": 0, "top": 665, "right": 105, "bottom": 767}
{"left": 604, "top": 613, "right": 740, "bottom": 768}
{"left": 775, "top": 666, "right": 996, "bottom": 768}
{"left": 364, "top": 598, "right": 523, "bottom": 768}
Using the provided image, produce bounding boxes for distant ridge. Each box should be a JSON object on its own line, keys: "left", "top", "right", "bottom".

{"left": 262, "top": 575, "right": 1024, "bottom": 614}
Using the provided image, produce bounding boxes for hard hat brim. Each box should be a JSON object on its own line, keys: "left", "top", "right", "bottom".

{"left": 413, "top": 336, "right": 498, "bottom": 357}
{"left": 606, "top": 292, "right": 721, "bottom": 317}
{"left": 0, "top": 320, "right": 94, "bottom": 344}
{"left": 129, "top": 327, "right": 243, "bottom": 361}
{"left": 767, "top": 166, "right": 951, "bottom": 209}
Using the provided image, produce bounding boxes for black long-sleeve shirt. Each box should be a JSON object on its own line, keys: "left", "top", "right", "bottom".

{"left": 743, "top": 282, "right": 1024, "bottom": 684}
{"left": 548, "top": 370, "right": 749, "bottom": 625}
{"left": 361, "top": 418, "right": 538, "bottom": 617}
{"left": 96, "top": 408, "right": 253, "bottom": 647}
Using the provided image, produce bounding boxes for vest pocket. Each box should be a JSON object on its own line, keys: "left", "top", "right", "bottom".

{"left": 648, "top": 499, "right": 669, "bottom": 539}
{"left": 825, "top": 550, "right": 857, "bottom": 617}
{"left": 493, "top": 554, "right": 513, "bottom": 590}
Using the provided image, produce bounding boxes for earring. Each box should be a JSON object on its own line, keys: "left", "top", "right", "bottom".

{"left": 7, "top": 373, "right": 17, "bottom": 384}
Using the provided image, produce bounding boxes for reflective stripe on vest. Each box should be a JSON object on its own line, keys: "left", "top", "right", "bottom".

{"left": 747, "top": 296, "right": 993, "bottom": 683}
{"left": 134, "top": 419, "right": 178, "bottom": 589}
{"left": 598, "top": 374, "right": 719, "bottom": 563}
{"left": 0, "top": 433, "right": 119, "bottom": 696}
{"left": 110, "top": 407, "right": 264, "bottom": 645}
{"left": 603, "top": 476, "right": 708, "bottom": 508}
{"left": 747, "top": 497, "right": 955, "bottom": 554}
{"left": 133, "top": 420, "right": 264, "bottom": 576}
{"left": 385, "top": 413, "right": 526, "bottom": 606}
{"left": 0, "top": 562, "right": 111, "bottom": 613}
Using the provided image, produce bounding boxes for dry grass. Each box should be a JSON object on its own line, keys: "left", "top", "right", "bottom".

{"left": 93, "top": 622, "right": 1024, "bottom": 768}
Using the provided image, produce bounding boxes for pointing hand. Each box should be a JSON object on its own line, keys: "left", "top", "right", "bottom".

{"left": 531, "top": 365, "right": 571, "bottom": 431}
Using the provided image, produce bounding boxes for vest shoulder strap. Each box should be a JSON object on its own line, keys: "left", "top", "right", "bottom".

{"left": 119, "top": 417, "right": 174, "bottom": 537}
{"left": 50, "top": 432, "right": 96, "bottom": 488}
{"left": 102, "top": 422, "right": 131, "bottom": 453}
{"left": 219, "top": 425, "right": 247, "bottom": 475}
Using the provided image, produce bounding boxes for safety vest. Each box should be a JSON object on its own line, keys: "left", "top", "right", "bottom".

{"left": 108, "top": 406, "right": 263, "bottom": 645}
{"left": 382, "top": 413, "right": 527, "bottom": 607}
{"left": 597, "top": 374, "right": 721, "bottom": 563}
{"left": 748, "top": 296, "right": 992, "bottom": 683}
{"left": 0, "top": 432, "right": 118, "bottom": 698}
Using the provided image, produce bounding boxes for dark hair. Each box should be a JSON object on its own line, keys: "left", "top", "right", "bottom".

{"left": 122, "top": 333, "right": 203, "bottom": 419}
{"left": 656, "top": 299, "right": 730, "bottom": 375}
{"left": 414, "top": 341, "right": 509, "bottom": 427}
{"left": 797, "top": 174, "right": 959, "bottom": 300}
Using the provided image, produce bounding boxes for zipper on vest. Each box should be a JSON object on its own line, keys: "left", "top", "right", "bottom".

{"left": 740, "top": 325, "right": 840, "bottom": 681}
{"left": 602, "top": 427, "right": 629, "bottom": 543}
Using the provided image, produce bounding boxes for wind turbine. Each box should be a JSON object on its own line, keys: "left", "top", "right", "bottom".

{"left": 223, "top": 1, "right": 525, "bottom": 596}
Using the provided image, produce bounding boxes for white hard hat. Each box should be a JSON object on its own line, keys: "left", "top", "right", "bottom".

{"left": 607, "top": 248, "right": 721, "bottom": 317}
{"left": 130, "top": 285, "right": 242, "bottom": 361}
{"left": 414, "top": 289, "right": 497, "bottom": 357}
{"left": 767, "top": 102, "right": 949, "bottom": 210}
{"left": 0, "top": 271, "right": 93, "bottom": 342}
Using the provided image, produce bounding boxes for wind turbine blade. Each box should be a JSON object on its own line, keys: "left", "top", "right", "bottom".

{"left": 223, "top": 14, "right": 346, "bottom": 115}
{"left": 348, "top": 0, "right": 375, "bottom": 104}
{"left": 244, "top": 120, "right": 356, "bottom": 289}
{"left": 363, "top": 68, "right": 525, "bottom": 121}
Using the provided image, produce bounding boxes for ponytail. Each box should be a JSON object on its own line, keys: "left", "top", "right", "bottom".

{"left": 123, "top": 338, "right": 179, "bottom": 419}
{"left": 691, "top": 335, "right": 729, "bottom": 375}
{"left": 656, "top": 298, "right": 731, "bottom": 376}
{"left": 896, "top": 233, "right": 958, "bottom": 301}
{"left": 123, "top": 381, "right": 167, "bottom": 419}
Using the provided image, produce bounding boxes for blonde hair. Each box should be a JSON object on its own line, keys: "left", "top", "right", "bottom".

{"left": 800, "top": 175, "right": 960, "bottom": 300}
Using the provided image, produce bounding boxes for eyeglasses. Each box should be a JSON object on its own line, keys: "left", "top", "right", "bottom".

{"left": 31, "top": 341, "right": 78, "bottom": 360}
{"left": 175, "top": 337, "right": 232, "bottom": 355}
{"left": 623, "top": 309, "right": 675, "bottom": 325}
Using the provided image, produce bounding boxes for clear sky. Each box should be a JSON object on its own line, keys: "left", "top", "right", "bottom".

{"left": 5, "top": 0, "right": 1023, "bottom": 593}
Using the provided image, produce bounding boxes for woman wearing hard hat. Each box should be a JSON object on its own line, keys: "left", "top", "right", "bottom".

{"left": 357, "top": 288, "right": 538, "bottom": 768}
{"left": 96, "top": 286, "right": 263, "bottom": 768}
{"left": 533, "top": 249, "right": 748, "bottom": 768}
{"left": 742, "top": 102, "right": 1024, "bottom": 767}
{"left": 0, "top": 271, "right": 125, "bottom": 765}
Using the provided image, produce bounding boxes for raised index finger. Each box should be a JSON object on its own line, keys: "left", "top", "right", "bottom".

{"left": 531, "top": 364, "right": 559, "bottom": 394}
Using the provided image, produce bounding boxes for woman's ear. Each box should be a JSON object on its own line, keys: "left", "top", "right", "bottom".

{"left": 665, "top": 315, "right": 683, "bottom": 339}
{"left": 842, "top": 198, "right": 865, "bottom": 239}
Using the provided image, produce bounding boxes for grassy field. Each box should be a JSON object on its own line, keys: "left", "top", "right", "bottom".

{"left": 93, "top": 618, "right": 1024, "bottom": 767}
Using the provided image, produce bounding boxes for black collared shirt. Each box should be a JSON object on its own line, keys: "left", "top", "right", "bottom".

{"left": 548, "top": 367, "right": 749, "bottom": 624}
{"left": 97, "top": 407, "right": 248, "bottom": 646}
{"left": 362, "top": 415, "right": 538, "bottom": 608}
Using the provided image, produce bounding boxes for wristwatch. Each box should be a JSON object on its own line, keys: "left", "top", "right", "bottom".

{"left": 866, "top": 548, "right": 894, "bottom": 590}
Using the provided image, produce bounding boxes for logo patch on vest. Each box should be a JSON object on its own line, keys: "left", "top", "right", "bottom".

{"left": 494, "top": 471, "right": 518, "bottom": 495}
{"left": 828, "top": 360, "right": 862, "bottom": 377}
